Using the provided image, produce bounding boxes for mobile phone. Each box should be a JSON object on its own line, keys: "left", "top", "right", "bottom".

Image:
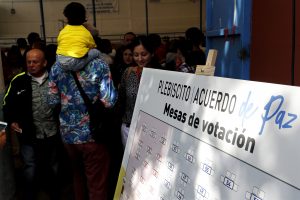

{"left": 0, "top": 121, "right": 7, "bottom": 132}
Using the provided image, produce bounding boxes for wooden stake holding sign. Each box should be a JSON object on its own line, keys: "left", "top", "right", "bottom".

{"left": 195, "top": 49, "right": 218, "bottom": 76}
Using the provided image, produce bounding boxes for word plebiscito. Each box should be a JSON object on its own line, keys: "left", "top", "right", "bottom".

{"left": 157, "top": 80, "right": 237, "bottom": 114}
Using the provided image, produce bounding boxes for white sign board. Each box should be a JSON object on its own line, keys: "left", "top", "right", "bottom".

{"left": 114, "top": 68, "right": 300, "bottom": 200}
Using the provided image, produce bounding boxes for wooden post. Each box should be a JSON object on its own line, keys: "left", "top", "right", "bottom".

{"left": 195, "top": 49, "right": 218, "bottom": 76}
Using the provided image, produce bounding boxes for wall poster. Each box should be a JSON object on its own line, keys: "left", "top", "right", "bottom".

{"left": 86, "top": 0, "right": 118, "bottom": 13}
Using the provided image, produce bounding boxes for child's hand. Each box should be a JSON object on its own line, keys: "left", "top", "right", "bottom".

{"left": 10, "top": 122, "right": 22, "bottom": 133}
{"left": 0, "top": 130, "right": 6, "bottom": 150}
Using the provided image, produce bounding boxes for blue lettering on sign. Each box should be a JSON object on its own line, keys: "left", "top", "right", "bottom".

{"left": 172, "top": 144, "right": 180, "bottom": 153}
{"left": 197, "top": 185, "right": 207, "bottom": 197}
{"left": 160, "top": 137, "right": 166, "bottom": 145}
{"left": 181, "top": 173, "right": 189, "bottom": 183}
{"left": 250, "top": 193, "right": 262, "bottom": 200}
{"left": 239, "top": 91, "right": 258, "bottom": 126}
{"left": 185, "top": 153, "right": 194, "bottom": 163}
{"left": 176, "top": 191, "right": 184, "bottom": 200}
{"left": 259, "top": 95, "right": 297, "bottom": 135}
{"left": 202, "top": 164, "right": 212, "bottom": 175}
{"left": 168, "top": 162, "right": 174, "bottom": 171}
{"left": 223, "top": 177, "right": 234, "bottom": 190}
{"left": 164, "top": 179, "right": 171, "bottom": 189}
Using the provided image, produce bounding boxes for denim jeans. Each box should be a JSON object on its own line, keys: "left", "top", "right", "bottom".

{"left": 20, "top": 135, "right": 60, "bottom": 200}
{"left": 57, "top": 49, "right": 101, "bottom": 71}
{"left": 20, "top": 144, "right": 36, "bottom": 200}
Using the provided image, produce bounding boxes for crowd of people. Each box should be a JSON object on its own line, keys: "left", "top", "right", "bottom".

{"left": 0, "top": 2, "right": 206, "bottom": 200}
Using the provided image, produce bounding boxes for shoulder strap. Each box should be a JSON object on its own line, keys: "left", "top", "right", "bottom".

{"left": 71, "top": 72, "right": 92, "bottom": 109}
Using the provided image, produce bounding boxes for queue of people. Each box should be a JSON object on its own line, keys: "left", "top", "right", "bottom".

{"left": 1, "top": 2, "right": 206, "bottom": 200}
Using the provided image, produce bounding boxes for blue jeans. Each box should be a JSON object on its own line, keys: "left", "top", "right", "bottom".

{"left": 21, "top": 144, "right": 36, "bottom": 200}
{"left": 20, "top": 135, "right": 60, "bottom": 200}
{"left": 57, "top": 49, "right": 101, "bottom": 71}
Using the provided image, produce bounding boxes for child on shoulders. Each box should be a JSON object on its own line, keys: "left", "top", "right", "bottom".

{"left": 56, "top": 2, "right": 100, "bottom": 71}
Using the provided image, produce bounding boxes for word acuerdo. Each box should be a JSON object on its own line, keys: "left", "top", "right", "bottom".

{"left": 157, "top": 80, "right": 237, "bottom": 115}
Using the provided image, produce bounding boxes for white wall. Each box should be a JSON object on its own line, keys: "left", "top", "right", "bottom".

{"left": 0, "top": 0, "right": 205, "bottom": 40}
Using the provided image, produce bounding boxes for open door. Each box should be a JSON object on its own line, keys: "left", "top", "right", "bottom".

{"left": 250, "top": 0, "right": 299, "bottom": 86}
{"left": 206, "top": 0, "right": 252, "bottom": 79}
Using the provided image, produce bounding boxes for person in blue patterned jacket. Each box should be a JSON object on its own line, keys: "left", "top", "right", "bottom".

{"left": 48, "top": 56, "right": 117, "bottom": 200}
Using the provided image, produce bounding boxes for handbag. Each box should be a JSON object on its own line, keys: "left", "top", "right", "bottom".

{"left": 71, "top": 72, "right": 109, "bottom": 143}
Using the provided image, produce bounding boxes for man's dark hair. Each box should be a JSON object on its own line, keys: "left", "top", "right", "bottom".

{"left": 63, "top": 2, "right": 86, "bottom": 25}
{"left": 27, "top": 32, "right": 40, "bottom": 47}
{"left": 124, "top": 32, "right": 136, "bottom": 39}
{"left": 17, "top": 38, "right": 28, "bottom": 48}
{"left": 185, "top": 27, "right": 205, "bottom": 46}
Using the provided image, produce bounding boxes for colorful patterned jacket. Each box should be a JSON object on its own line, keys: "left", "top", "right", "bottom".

{"left": 48, "top": 58, "right": 117, "bottom": 144}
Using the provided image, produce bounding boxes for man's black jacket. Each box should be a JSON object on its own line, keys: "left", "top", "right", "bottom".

{"left": 3, "top": 72, "right": 36, "bottom": 144}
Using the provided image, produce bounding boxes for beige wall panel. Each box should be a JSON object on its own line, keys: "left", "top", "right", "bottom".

{"left": 0, "top": 0, "right": 204, "bottom": 41}
{"left": 146, "top": 18, "right": 201, "bottom": 33}
{"left": 0, "top": 21, "right": 41, "bottom": 37}
{"left": 0, "top": 2, "right": 45, "bottom": 37}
